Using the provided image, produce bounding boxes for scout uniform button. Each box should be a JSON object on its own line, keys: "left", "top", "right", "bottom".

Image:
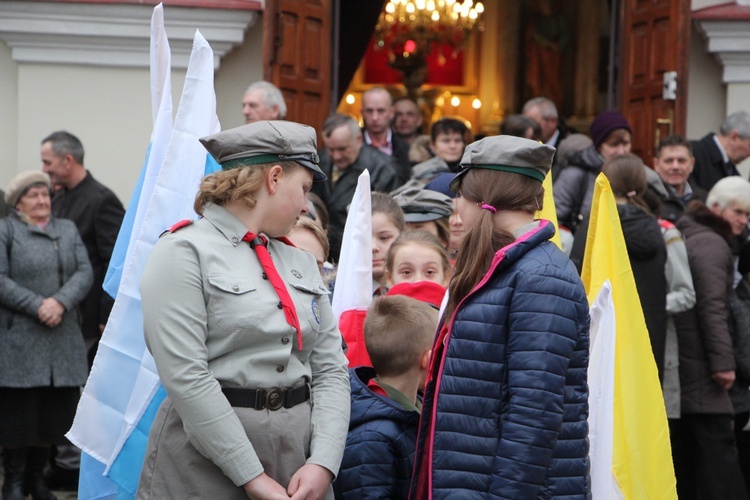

{"left": 276, "top": 365, "right": 285, "bottom": 373}
{"left": 281, "top": 337, "right": 290, "bottom": 345}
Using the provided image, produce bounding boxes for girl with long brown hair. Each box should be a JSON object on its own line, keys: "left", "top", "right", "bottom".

{"left": 410, "top": 135, "right": 591, "bottom": 499}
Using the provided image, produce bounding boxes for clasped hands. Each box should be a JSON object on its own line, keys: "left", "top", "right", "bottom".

{"left": 37, "top": 297, "right": 65, "bottom": 328}
{"left": 244, "top": 464, "right": 333, "bottom": 500}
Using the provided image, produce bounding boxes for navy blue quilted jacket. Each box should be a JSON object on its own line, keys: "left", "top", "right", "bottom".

{"left": 411, "top": 221, "right": 591, "bottom": 499}
{"left": 334, "top": 367, "right": 420, "bottom": 499}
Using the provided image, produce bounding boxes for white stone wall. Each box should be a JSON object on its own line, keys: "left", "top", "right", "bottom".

{"left": 686, "top": 30, "right": 726, "bottom": 141}
{"left": 689, "top": 0, "right": 750, "bottom": 176}
{"left": 0, "top": 4, "right": 263, "bottom": 207}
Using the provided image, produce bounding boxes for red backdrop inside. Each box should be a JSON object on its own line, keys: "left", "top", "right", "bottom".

{"left": 363, "top": 41, "right": 465, "bottom": 86}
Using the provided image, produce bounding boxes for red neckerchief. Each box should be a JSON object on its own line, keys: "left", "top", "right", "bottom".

{"left": 242, "top": 233, "right": 303, "bottom": 349}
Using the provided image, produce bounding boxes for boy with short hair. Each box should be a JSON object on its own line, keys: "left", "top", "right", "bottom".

{"left": 334, "top": 295, "right": 437, "bottom": 500}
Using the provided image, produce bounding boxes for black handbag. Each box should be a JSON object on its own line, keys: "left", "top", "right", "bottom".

{"left": 730, "top": 279, "right": 750, "bottom": 386}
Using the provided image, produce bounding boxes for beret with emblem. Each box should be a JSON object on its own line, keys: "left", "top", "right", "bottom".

{"left": 450, "top": 135, "right": 555, "bottom": 192}
{"left": 200, "top": 120, "right": 326, "bottom": 181}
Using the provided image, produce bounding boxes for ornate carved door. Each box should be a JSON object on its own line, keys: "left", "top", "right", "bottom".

{"left": 264, "top": 0, "right": 331, "bottom": 136}
{"left": 620, "top": 0, "right": 690, "bottom": 161}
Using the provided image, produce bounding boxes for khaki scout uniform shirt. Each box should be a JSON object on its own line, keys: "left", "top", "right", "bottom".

{"left": 141, "top": 203, "right": 350, "bottom": 486}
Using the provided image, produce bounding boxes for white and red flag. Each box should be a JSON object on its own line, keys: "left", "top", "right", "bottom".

{"left": 331, "top": 170, "right": 373, "bottom": 367}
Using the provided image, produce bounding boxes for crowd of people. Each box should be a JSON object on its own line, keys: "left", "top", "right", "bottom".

{"left": 1, "top": 80, "right": 750, "bottom": 499}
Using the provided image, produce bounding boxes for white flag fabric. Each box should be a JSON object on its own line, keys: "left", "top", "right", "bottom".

{"left": 68, "top": 20, "right": 221, "bottom": 499}
{"left": 587, "top": 281, "right": 623, "bottom": 499}
{"left": 331, "top": 169, "right": 373, "bottom": 319}
{"left": 103, "top": 3, "right": 172, "bottom": 297}
{"left": 330, "top": 170, "right": 373, "bottom": 366}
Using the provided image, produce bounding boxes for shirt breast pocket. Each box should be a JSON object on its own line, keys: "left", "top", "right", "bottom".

{"left": 206, "top": 273, "right": 262, "bottom": 331}
{"left": 288, "top": 280, "right": 327, "bottom": 335}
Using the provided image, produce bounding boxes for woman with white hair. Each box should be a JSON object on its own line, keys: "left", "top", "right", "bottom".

{"left": 705, "top": 176, "right": 750, "bottom": 238}
{"left": 709, "top": 176, "right": 750, "bottom": 494}
{"left": 671, "top": 175, "right": 750, "bottom": 499}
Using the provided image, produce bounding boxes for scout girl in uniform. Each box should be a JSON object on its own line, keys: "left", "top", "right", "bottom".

{"left": 137, "top": 121, "right": 350, "bottom": 500}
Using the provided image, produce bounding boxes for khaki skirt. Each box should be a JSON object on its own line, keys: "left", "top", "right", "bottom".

{"left": 137, "top": 397, "right": 332, "bottom": 499}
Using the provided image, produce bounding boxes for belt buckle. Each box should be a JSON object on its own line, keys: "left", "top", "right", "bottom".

{"left": 265, "top": 387, "right": 285, "bottom": 411}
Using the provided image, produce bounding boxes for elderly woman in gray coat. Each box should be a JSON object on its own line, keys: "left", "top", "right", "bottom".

{"left": 0, "top": 171, "right": 92, "bottom": 500}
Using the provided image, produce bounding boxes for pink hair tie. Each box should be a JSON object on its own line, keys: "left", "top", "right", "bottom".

{"left": 480, "top": 202, "right": 497, "bottom": 214}
{"left": 626, "top": 191, "right": 637, "bottom": 198}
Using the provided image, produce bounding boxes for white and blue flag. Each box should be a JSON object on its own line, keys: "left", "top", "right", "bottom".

{"left": 68, "top": 5, "right": 221, "bottom": 498}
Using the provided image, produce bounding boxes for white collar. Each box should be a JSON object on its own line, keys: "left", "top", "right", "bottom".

{"left": 546, "top": 128, "right": 560, "bottom": 146}
{"left": 364, "top": 128, "right": 392, "bottom": 146}
{"left": 713, "top": 134, "right": 730, "bottom": 164}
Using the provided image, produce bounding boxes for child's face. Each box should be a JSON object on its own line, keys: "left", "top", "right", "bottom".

{"left": 388, "top": 243, "right": 447, "bottom": 286}
{"left": 372, "top": 212, "right": 400, "bottom": 282}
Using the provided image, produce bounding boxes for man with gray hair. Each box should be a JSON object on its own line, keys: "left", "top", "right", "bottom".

{"left": 522, "top": 97, "right": 569, "bottom": 148}
{"left": 241, "top": 81, "right": 287, "bottom": 124}
{"left": 523, "top": 97, "right": 571, "bottom": 180}
{"left": 312, "top": 113, "right": 400, "bottom": 261}
{"left": 690, "top": 110, "right": 750, "bottom": 191}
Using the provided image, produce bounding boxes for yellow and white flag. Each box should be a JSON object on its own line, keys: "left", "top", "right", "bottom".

{"left": 535, "top": 169, "right": 562, "bottom": 249}
{"left": 581, "top": 174, "right": 677, "bottom": 499}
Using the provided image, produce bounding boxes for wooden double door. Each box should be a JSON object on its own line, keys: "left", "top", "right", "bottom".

{"left": 261, "top": 0, "right": 692, "bottom": 163}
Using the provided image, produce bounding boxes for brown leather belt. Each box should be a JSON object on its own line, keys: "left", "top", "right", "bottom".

{"left": 221, "top": 384, "right": 310, "bottom": 411}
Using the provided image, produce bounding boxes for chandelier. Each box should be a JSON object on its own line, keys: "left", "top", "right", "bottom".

{"left": 374, "top": 0, "right": 484, "bottom": 61}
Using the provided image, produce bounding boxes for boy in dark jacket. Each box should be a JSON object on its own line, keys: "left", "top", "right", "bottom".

{"left": 334, "top": 294, "right": 437, "bottom": 500}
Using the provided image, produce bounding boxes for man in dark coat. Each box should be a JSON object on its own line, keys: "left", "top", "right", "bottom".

{"left": 689, "top": 110, "right": 750, "bottom": 191}
{"left": 40, "top": 130, "right": 125, "bottom": 488}
{"left": 361, "top": 87, "right": 412, "bottom": 184}
{"left": 41, "top": 131, "right": 125, "bottom": 351}
{"left": 313, "top": 114, "right": 400, "bottom": 263}
{"left": 646, "top": 134, "right": 707, "bottom": 222}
